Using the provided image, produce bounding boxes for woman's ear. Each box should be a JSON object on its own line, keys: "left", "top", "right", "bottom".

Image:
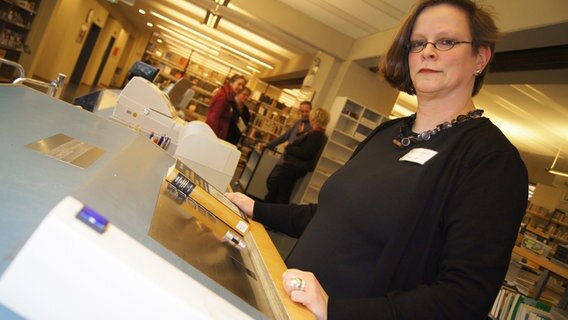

{"left": 476, "top": 45, "right": 491, "bottom": 72}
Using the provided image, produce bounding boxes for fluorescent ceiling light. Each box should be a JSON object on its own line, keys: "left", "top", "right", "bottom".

{"left": 150, "top": 10, "right": 273, "bottom": 69}
{"left": 546, "top": 150, "right": 568, "bottom": 178}
{"left": 146, "top": 22, "right": 153, "bottom": 27}
{"left": 138, "top": 9, "right": 146, "bottom": 14}
{"left": 161, "top": 36, "right": 250, "bottom": 76}
{"left": 246, "top": 65, "right": 260, "bottom": 73}
{"left": 156, "top": 24, "right": 218, "bottom": 54}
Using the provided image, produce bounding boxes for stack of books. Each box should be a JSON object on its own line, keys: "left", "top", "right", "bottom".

{"left": 165, "top": 160, "right": 250, "bottom": 250}
{"left": 490, "top": 288, "right": 553, "bottom": 320}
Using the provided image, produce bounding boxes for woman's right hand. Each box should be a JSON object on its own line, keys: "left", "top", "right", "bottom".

{"left": 225, "top": 192, "right": 255, "bottom": 219}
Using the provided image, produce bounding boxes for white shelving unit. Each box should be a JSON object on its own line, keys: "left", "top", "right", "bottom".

{"left": 299, "top": 96, "right": 386, "bottom": 204}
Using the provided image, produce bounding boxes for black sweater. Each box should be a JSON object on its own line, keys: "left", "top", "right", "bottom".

{"left": 282, "top": 129, "right": 327, "bottom": 171}
{"left": 254, "top": 116, "right": 528, "bottom": 320}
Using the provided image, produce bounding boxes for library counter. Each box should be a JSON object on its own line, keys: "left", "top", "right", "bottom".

{"left": 0, "top": 86, "right": 313, "bottom": 319}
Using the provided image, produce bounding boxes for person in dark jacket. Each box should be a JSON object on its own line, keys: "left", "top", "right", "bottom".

{"left": 264, "top": 101, "right": 312, "bottom": 151}
{"left": 264, "top": 107, "right": 329, "bottom": 204}
{"left": 226, "top": 1, "right": 528, "bottom": 319}
{"left": 226, "top": 87, "right": 252, "bottom": 146}
{"left": 205, "top": 74, "right": 246, "bottom": 139}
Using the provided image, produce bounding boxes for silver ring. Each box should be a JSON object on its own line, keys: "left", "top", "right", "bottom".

{"left": 289, "top": 277, "right": 306, "bottom": 291}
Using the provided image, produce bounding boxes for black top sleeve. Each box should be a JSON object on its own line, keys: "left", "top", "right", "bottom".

{"left": 253, "top": 202, "right": 318, "bottom": 238}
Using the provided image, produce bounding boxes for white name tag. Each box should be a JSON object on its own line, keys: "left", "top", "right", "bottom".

{"left": 399, "top": 148, "right": 438, "bottom": 165}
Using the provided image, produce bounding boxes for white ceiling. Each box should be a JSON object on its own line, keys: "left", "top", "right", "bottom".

{"left": 104, "top": 0, "right": 568, "bottom": 167}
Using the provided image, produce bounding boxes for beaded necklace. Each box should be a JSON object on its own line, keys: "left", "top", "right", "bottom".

{"left": 392, "top": 109, "right": 484, "bottom": 148}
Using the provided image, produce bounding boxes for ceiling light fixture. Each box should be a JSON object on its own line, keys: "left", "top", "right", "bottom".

{"left": 156, "top": 24, "right": 217, "bottom": 54}
{"left": 204, "top": 10, "right": 221, "bottom": 29}
{"left": 158, "top": 34, "right": 250, "bottom": 75}
{"left": 246, "top": 65, "right": 260, "bottom": 73}
{"left": 546, "top": 150, "right": 568, "bottom": 178}
{"left": 150, "top": 10, "right": 273, "bottom": 70}
{"left": 146, "top": 22, "right": 153, "bottom": 27}
{"left": 203, "top": 1, "right": 230, "bottom": 29}
{"left": 138, "top": 9, "right": 146, "bottom": 15}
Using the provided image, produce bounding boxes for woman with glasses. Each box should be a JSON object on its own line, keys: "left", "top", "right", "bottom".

{"left": 227, "top": 1, "right": 527, "bottom": 319}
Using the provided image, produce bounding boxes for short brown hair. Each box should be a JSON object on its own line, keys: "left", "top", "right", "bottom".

{"left": 379, "top": 0, "right": 500, "bottom": 96}
{"left": 300, "top": 100, "right": 312, "bottom": 110}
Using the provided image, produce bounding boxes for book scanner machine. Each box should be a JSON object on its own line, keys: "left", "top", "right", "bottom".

{"left": 111, "top": 76, "right": 240, "bottom": 191}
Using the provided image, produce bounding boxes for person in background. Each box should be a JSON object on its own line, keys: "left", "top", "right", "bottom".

{"left": 264, "top": 101, "right": 312, "bottom": 151}
{"left": 264, "top": 107, "right": 329, "bottom": 204}
{"left": 226, "top": 0, "right": 528, "bottom": 319}
{"left": 205, "top": 74, "right": 246, "bottom": 140}
{"left": 226, "top": 87, "right": 252, "bottom": 146}
{"left": 262, "top": 100, "right": 312, "bottom": 203}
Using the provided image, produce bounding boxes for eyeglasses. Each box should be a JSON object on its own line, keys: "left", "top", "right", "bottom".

{"left": 408, "top": 39, "right": 473, "bottom": 53}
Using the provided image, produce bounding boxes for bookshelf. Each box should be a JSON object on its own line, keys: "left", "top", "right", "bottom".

{"left": 498, "top": 202, "right": 568, "bottom": 316}
{"left": 0, "top": 0, "right": 40, "bottom": 79}
{"left": 523, "top": 203, "right": 568, "bottom": 248}
{"left": 184, "top": 73, "right": 219, "bottom": 121}
{"left": 242, "top": 83, "right": 298, "bottom": 149}
{"left": 299, "top": 96, "right": 386, "bottom": 204}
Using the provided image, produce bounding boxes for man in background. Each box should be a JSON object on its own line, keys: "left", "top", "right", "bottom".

{"left": 264, "top": 101, "right": 311, "bottom": 151}
{"left": 263, "top": 101, "right": 316, "bottom": 203}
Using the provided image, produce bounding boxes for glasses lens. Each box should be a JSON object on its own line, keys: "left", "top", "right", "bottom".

{"left": 435, "top": 40, "right": 454, "bottom": 51}
{"left": 409, "top": 41, "right": 425, "bottom": 53}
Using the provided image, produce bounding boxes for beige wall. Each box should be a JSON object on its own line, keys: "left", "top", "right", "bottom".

{"left": 336, "top": 61, "right": 398, "bottom": 117}
{"left": 27, "top": 0, "right": 149, "bottom": 88}
{"left": 99, "top": 28, "right": 129, "bottom": 86}
{"left": 82, "top": 17, "right": 126, "bottom": 86}
{"left": 33, "top": 0, "right": 108, "bottom": 81}
{"left": 261, "top": 53, "right": 313, "bottom": 82}
{"left": 18, "top": 0, "right": 60, "bottom": 75}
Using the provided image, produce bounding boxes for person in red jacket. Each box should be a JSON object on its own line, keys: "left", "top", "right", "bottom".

{"left": 205, "top": 74, "right": 246, "bottom": 139}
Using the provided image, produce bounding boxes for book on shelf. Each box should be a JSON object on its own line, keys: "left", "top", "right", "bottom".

{"left": 490, "top": 287, "right": 553, "bottom": 320}
{"left": 164, "top": 161, "right": 250, "bottom": 246}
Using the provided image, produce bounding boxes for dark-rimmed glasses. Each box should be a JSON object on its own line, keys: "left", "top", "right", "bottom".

{"left": 408, "top": 39, "right": 473, "bottom": 53}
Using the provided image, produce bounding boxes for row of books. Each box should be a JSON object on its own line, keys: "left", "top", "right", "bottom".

{"left": 490, "top": 288, "right": 553, "bottom": 320}
{"left": 165, "top": 160, "right": 250, "bottom": 250}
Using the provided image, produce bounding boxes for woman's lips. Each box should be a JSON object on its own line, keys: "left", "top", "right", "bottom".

{"left": 419, "top": 68, "right": 439, "bottom": 73}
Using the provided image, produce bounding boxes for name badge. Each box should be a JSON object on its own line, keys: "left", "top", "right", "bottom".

{"left": 399, "top": 148, "right": 438, "bottom": 165}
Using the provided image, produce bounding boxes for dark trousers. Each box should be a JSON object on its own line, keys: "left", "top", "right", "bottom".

{"left": 265, "top": 164, "right": 307, "bottom": 204}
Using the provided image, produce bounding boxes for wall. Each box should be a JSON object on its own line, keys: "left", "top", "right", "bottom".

{"left": 519, "top": 151, "right": 556, "bottom": 185}
{"left": 82, "top": 17, "right": 125, "bottom": 86}
{"left": 336, "top": 61, "right": 398, "bottom": 116}
{"left": 121, "top": 32, "right": 152, "bottom": 86}
{"left": 261, "top": 53, "right": 313, "bottom": 82}
{"left": 99, "top": 28, "right": 129, "bottom": 87}
{"left": 532, "top": 183, "right": 564, "bottom": 212}
{"left": 32, "top": 0, "right": 108, "bottom": 81}
{"left": 18, "top": 0, "right": 60, "bottom": 75}
{"left": 315, "top": 59, "right": 398, "bottom": 117}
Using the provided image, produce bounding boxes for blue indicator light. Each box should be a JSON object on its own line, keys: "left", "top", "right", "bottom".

{"left": 76, "top": 206, "right": 109, "bottom": 234}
